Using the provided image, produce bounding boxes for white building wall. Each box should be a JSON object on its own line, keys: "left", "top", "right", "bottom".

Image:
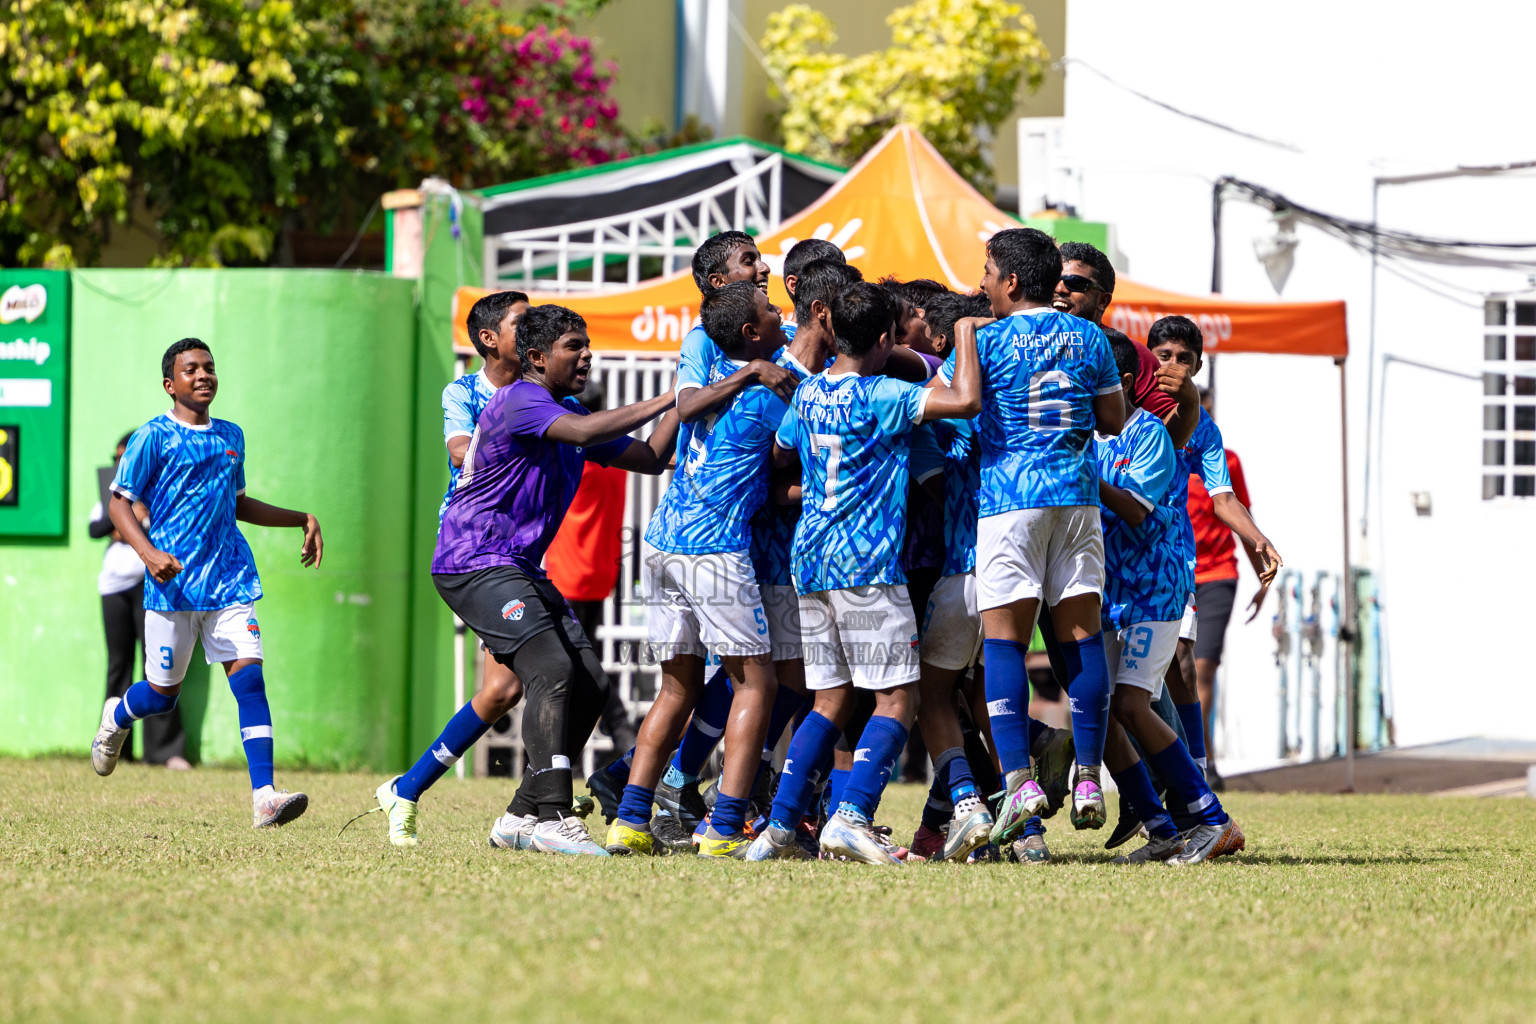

{"left": 1061, "top": 0, "right": 1536, "bottom": 764}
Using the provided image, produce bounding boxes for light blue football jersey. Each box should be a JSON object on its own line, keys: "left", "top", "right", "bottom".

{"left": 440, "top": 370, "right": 499, "bottom": 524}
{"left": 775, "top": 372, "right": 927, "bottom": 593}
{"left": 645, "top": 357, "right": 788, "bottom": 555}
{"left": 1168, "top": 406, "right": 1233, "bottom": 573}
{"left": 940, "top": 307, "right": 1121, "bottom": 516}
{"left": 1095, "top": 408, "right": 1192, "bottom": 629}
{"left": 111, "top": 413, "right": 262, "bottom": 613}
{"left": 674, "top": 319, "right": 796, "bottom": 468}
{"left": 749, "top": 345, "right": 818, "bottom": 587}
{"left": 910, "top": 419, "right": 979, "bottom": 578}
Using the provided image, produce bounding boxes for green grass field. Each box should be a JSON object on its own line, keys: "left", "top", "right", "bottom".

{"left": 3, "top": 758, "right": 1533, "bottom": 1024}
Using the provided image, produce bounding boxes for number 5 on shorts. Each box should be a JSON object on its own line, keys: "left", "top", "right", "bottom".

{"left": 754, "top": 608, "right": 768, "bottom": 637}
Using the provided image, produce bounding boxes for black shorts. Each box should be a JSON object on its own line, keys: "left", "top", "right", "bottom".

{"left": 1192, "top": 578, "right": 1238, "bottom": 664}
{"left": 433, "top": 567, "right": 590, "bottom": 660}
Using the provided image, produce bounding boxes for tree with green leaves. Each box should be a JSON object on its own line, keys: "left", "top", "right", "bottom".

{"left": 760, "top": 0, "right": 1048, "bottom": 193}
{"left": 0, "top": 0, "right": 628, "bottom": 268}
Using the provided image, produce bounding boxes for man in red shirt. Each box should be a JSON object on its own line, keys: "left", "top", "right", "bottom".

{"left": 1186, "top": 391, "right": 1274, "bottom": 781}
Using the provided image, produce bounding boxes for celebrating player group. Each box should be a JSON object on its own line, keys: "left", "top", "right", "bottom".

{"left": 89, "top": 224, "right": 1282, "bottom": 866}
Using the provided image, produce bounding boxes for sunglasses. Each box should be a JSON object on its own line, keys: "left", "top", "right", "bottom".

{"left": 1060, "top": 273, "right": 1101, "bottom": 293}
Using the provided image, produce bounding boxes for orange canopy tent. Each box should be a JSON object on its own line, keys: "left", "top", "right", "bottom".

{"left": 452, "top": 125, "right": 1347, "bottom": 360}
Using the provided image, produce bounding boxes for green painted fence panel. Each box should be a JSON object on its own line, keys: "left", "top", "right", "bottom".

{"left": 0, "top": 269, "right": 420, "bottom": 770}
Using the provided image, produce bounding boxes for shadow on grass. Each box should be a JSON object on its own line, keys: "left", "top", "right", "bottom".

{"left": 1233, "top": 852, "right": 1456, "bottom": 866}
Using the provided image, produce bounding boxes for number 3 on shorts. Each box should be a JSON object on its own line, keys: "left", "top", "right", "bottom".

{"left": 159, "top": 645, "right": 175, "bottom": 670}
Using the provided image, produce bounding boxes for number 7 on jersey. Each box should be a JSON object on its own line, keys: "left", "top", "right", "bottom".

{"left": 809, "top": 432, "right": 842, "bottom": 511}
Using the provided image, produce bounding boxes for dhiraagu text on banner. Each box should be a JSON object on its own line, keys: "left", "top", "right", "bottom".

{"left": 0, "top": 269, "right": 69, "bottom": 536}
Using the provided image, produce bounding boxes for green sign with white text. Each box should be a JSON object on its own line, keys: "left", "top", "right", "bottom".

{"left": 0, "top": 270, "right": 69, "bottom": 536}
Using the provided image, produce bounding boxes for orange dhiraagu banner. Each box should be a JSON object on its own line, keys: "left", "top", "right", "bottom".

{"left": 453, "top": 125, "right": 1348, "bottom": 359}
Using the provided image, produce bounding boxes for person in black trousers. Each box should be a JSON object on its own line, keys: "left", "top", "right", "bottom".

{"left": 91, "top": 433, "right": 189, "bottom": 768}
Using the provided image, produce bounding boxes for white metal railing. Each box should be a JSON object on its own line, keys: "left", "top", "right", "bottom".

{"left": 1268, "top": 568, "right": 1346, "bottom": 762}
{"left": 485, "top": 155, "right": 783, "bottom": 292}
{"left": 582, "top": 352, "right": 679, "bottom": 772}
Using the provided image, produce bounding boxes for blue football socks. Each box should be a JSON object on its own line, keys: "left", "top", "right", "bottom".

{"left": 1148, "top": 737, "right": 1226, "bottom": 827}
{"left": 982, "top": 638, "right": 1033, "bottom": 774}
{"left": 837, "top": 715, "right": 907, "bottom": 821}
{"left": 1110, "top": 760, "right": 1178, "bottom": 840}
{"left": 1176, "top": 702, "right": 1208, "bottom": 767}
{"left": 603, "top": 747, "right": 633, "bottom": 785}
{"left": 764, "top": 685, "right": 806, "bottom": 754}
{"left": 767, "top": 711, "right": 840, "bottom": 830}
{"left": 712, "top": 793, "right": 749, "bottom": 834}
{"left": 826, "top": 767, "right": 851, "bottom": 816}
{"left": 934, "top": 745, "right": 977, "bottom": 805}
{"left": 616, "top": 784, "right": 656, "bottom": 827}
{"left": 114, "top": 680, "right": 178, "bottom": 729}
{"left": 227, "top": 664, "right": 277, "bottom": 791}
{"left": 1061, "top": 633, "right": 1111, "bottom": 767}
{"left": 395, "top": 699, "right": 494, "bottom": 802}
{"left": 671, "top": 667, "right": 733, "bottom": 777}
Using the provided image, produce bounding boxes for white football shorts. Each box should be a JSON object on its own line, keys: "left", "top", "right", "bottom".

{"left": 144, "top": 603, "right": 264, "bottom": 686}
{"left": 641, "top": 542, "right": 771, "bottom": 662}
{"left": 1179, "top": 593, "right": 1199, "bottom": 642}
{"left": 975, "top": 505, "right": 1104, "bottom": 612}
{"left": 1105, "top": 620, "right": 1182, "bottom": 701}
{"left": 761, "top": 583, "right": 803, "bottom": 663}
{"left": 798, "top": 583, "right": 920, "bottom": 691}
{"left": 920, "top": 572, "right": 983, "bottom": 671}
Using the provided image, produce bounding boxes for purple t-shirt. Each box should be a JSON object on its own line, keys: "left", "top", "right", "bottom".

{"left": 432, "top": 380, "right": 630, "bottom": 576}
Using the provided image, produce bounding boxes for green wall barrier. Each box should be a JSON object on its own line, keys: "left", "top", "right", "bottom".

{"left": 408, "top": 195, "right": 484, "bottom": 755}
{"left": 0, "top": 269, "right": 422, "bottom": 770}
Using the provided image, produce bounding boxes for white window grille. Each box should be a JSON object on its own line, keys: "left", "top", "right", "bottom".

{"left": 586, "top": 351, "right": 679, "bottom": 761}
{"left": 1482, "top": 294, "right": 1536, "bottom": 498}
{"left": 484, "top": 155, "right": 784, "bottom": 293}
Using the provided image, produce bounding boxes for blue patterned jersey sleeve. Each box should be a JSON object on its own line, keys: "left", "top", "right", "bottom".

{"left": 232, "top": 424, "right": 247, "bottom": 495}
{"left": 871, "top": 377, "right": 926, "bottom": 437}
{"left": 111, "top": 424, "right": 161, "bottom": 503}
{"left": 909, "top": 423, "right": 944, "bottom": 483}
{"left": 1118, "top": 419, "right": 1175, "bottom": 510}
{"left": 774, "top": 404, "right": 801, "bottom": 451}
{"left": 676, "top": 325, "right": 720, "bottom": 392}
{"left": 442, "top": 378, "right": 478, "bottom": 440}
{"left": 1195, "top": 412, "right": 1233, "bottom": 494}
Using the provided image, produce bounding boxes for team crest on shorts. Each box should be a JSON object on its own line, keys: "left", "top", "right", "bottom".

{"left": 910, "top": 632, "right": 920, "bottom": 649}
{"left": 246, "top": 617, "right": 260, "bottom": 638}
{"left": 501, "top": 600, "right": 526, "bottom": 621}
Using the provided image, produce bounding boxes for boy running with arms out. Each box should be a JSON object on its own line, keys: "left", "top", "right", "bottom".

{"left": 948, "top": 228, "right": 1128, "bottom": 849}
{"left": 371, "top": 305, "right": 677, "bottom": 852}
{"left": 747, "top": 281, "right": 982, "bottom": 865}
{"left": 93, "top": 339, "right": 323, "bottom": 828}
{"left": 606, "top": 282, "right": 799, "bottom": 859}
{"left": 1095, "top": 331, "right": 1245, "bottom": 864}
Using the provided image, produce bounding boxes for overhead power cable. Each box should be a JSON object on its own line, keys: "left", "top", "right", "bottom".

{"left": 1057, "top": 58, "right": 1303, "bottom": 154}
{"left": 1217, "top": 177, "right": 1536, "bottom": 271}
